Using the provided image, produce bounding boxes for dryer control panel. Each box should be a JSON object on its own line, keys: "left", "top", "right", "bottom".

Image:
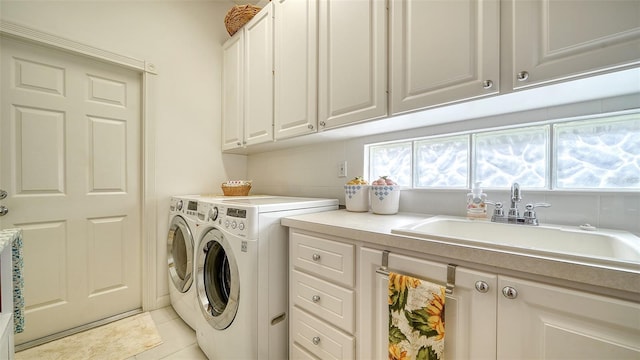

{"left": 198, "top": 201, "right": 259, "bottom": 239}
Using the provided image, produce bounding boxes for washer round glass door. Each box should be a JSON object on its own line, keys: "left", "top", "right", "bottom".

{"left": 196, "top": 228, "right": 239, "bottom": 330}
{"left": 167, "top": 215, "right": 194, "bottom": 292}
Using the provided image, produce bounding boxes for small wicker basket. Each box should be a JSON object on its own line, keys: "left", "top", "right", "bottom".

{"left": 224, "top": 5, "right": 262, "bottom": 36}
{"left": 221, "top": 183, "right": 251, "bottom": 196}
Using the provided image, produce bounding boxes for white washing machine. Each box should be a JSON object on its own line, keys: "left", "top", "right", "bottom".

{"left": 167, "top": 196, "right": 201, "bottom": 330}
{"left": 195, "top": 196, "right": 338, "bottom": 359}
{"left": 168, "top": 194, "right": 273, "bottom": 330}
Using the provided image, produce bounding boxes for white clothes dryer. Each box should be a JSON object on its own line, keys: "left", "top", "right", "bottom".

{"left": 167, "top": 196, "right": 201, "bottom": 330}
{"left": 168, "top": 194, "right": 271, "bottom": 330}
{"left": 195, "top": 197, "right": 338, "bottom": 359}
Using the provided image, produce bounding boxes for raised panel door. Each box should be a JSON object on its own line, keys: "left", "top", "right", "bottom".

{"left": 359, "top": 248, "right": 497, "bottom": 360}
{"left": 318, "top": 0, "right": 387, "bottom": 130}
{"left": 390, "top": 0, "right": 500, "bottom": 115}
{"left": 244, "top": 3, "right": 274, "bottom": 146}
{"left": 274, "top": 0, "right": 318, "bottom": 140}
{"left": 497, "top": 276, "right": 640, "bottom": 359}
{"left": 510, "top": 0, "right": 640, "bottom": 89}
{"left": 222, "top": 34, "right": 244, "bottom": 150}
{"left": 1, "top": 36, "right": 142, "bottom": 344}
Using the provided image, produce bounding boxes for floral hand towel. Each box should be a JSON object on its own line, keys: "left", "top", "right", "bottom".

{"left": 388, "top": 272, "right": 445, "bottom": 360}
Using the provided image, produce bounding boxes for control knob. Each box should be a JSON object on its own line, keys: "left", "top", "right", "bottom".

{"left": 208, "top": 207, "right": 219, "bottom": 221}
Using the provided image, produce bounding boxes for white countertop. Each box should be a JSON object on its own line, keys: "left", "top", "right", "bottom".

{"left": 282, "top": 210, "right": 640, "bottom": 301}
{"left": 0, "top": 229, "right": 20, "bottom": 254}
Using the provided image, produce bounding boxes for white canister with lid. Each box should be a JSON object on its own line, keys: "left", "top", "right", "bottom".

{"left": 370, "top": 185, "right": 400, "bottom": 214}
{"left": 344, "top": 185, "right": 370, "bottom": 212}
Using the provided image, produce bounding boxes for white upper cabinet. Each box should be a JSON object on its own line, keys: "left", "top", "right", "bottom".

{"left": 222, "top": 3, "right": 273, "bottom": 151}
{"left": 243, "top": 4, "right": 273, "bottom": 146}
{"left": 508, "top": 0, "right": 640, "bottom": 89}
{"left": 390, "top": 0, "right": 500, "bottom": 115}
{"left": 221, "top": 34, "right": 244, "bottom": 150}
{"left": 318, "top": 0, "right": 387, "bottom": 130}
{"left": 274, "top": 0, "right": 318, "bottom": 140}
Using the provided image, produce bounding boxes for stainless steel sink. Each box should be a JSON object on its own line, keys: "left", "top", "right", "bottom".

{"left": 391, "top": 216, "right": 640, "bottom": 263}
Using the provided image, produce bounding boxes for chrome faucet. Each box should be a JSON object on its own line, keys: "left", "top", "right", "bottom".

{"left": 508, "top": 182, "right": 522, "bottom": 219}
{"left": 487, "top": 182, "right": 550, "bottom": 226}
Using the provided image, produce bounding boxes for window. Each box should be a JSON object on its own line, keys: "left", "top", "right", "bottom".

{"left": 368, "top": 141, "right": 412, "bottom": 186}
{"left": 554, "top": 113, "right": 640, "bottom": 189}
{"left": 474, "top": 126, "right": 548, "bottom": 188}
{"left": 415, "top": 135, "right": 468, "bottom": 188}
{"left": 366, "top": 111, "right": 639, "bottom": 190}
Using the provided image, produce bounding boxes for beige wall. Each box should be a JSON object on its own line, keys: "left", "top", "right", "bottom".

{"left": 1, "top": 0, "right": 248, "bottom": 306}
{"left": 248, "top": 94, "right": 640, "bottom": 236}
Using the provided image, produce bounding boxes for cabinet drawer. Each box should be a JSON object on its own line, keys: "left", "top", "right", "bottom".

{"left": 291, "top": 306, "right": 355, "bottom": 360}
{"left": 291, "top": 270, "right": 355, "bottom": 333}
{"left": 291, "top": 341, "right": 320, "bottom": 360}
{"left": 291, "top": 231, "right": 354, "bottom": 287}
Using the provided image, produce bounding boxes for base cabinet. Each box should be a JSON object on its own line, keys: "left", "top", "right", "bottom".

{"left": 497, "top": 276, "right": 640, "bottom": 359}
{"left": 360, "top": 248, "right": 498, "bottom": 359}
{"left": 288, "top": 229, "right": 640, "bottom": 359}
{"left": 289, "top": 230, "right": 356, "bottom": 359}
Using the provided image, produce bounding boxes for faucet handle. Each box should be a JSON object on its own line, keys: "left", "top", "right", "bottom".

{"left": 525, "top": 202, "right": 551, "bottom": 210}
{"left": 523, "top": 203, "right": 550, "bottom": 225}
{"left": 486, "top": 201, "right": 504, "bottom": 218}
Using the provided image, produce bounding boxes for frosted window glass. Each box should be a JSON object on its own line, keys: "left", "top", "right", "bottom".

{"left": 415, "top": 136, "right": 468, "bottom": 188}
{"left": 369, "top": 142, "right": 412, "bottom": 186}
{"left": 555, "top": 114, "right": 640, "bottom": 189}
{"left": 474, "top": 126, "right": 548, "bottom": 188}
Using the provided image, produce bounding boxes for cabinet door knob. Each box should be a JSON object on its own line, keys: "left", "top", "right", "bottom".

{"left": 312, "top": 295, "right": 321, "bottom": 303}
{"left": 516, "top": 71, "right": 529, "bottom": 82}
{"left": 482, "top": 80, "right": 493, "bottom": 89}
{"left": 502, "top": 286, "right": 518, "bottom": 299}
{"left": 307, "top": 124, "right": 314, "bottom": 130}
{"left": 475, "top": 281, "right": 490, "bottom": 293}
{"left": 319, "top": 121, "right": 326, "bottom": 127}
{"left": 312, "top": 336, "right": 321, "bottom": 345}
{"left": 312, "top": 253, "right": 321, "bottom": 261}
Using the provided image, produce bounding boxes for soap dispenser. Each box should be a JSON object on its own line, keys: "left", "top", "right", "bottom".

{"left": 467, "top": 182, "right": 487, "bottom": 219}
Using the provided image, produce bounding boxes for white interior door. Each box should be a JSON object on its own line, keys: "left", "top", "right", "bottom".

{"left": 1, "top": 36, "right": 142, "bottom": 344}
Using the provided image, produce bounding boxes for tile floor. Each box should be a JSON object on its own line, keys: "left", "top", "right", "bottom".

{"left": 126, "top": 306, "right": 207, "bottom": 360}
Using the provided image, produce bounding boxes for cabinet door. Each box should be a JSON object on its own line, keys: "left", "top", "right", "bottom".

{"left": 359, "top": 248, "right": 497, "bottom": 360}
{"left": 244, "top": 3, "right": 274, "bottom": 146}
{"left": 221, "top": 34, "right": 244, "bottom": 150}
{"left": 390, "top": 0, "right": 500, "bottom": 115}
{"left": 497, "top": 276, "right": 640, "bottom": 359}
{"left": 274, "top": 0, "right": 318, "bottom": 140}
{"left": 318, "top": 0, "right": 387, "bottom": 130}
{"left": 510, "top": 0, "right": 640, "bottom": 89}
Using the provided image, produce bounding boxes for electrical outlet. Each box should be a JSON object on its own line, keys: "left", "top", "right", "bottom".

{"left": 338, "top": 161, "right": 347, "bottom": 178}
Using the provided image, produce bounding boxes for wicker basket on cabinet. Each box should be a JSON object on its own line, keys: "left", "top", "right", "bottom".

{"left": 224, "top": 5, "right": 262, "bottom": 36}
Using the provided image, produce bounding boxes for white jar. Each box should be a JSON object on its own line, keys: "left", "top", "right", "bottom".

{"left": 370, "top": 185, "right": 400, "bottom": 214}
{"left": 344, "top": 185, "right": 370, "bottom": 212}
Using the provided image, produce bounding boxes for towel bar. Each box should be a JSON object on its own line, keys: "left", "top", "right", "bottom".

{"left": 375, "top": 250, "right": 456, "bottom": 295}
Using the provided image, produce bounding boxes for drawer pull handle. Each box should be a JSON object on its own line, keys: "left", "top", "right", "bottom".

{"left": 517, "top": 71, "right": 529, "bottom": 82}
{"left": 312, "top": 336, "right": 320, "bottom": 345}
{"left": 502, "top": 286, "right": 518, "bottom": 299}
{"left": 312, "top": 253, "right": 321, "bottom": 261}
{"left": 475, "top": 281, "right": 490, "bottom": 293}
{"left": 312, "top": 295, "right": 321, "bottom": 303}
